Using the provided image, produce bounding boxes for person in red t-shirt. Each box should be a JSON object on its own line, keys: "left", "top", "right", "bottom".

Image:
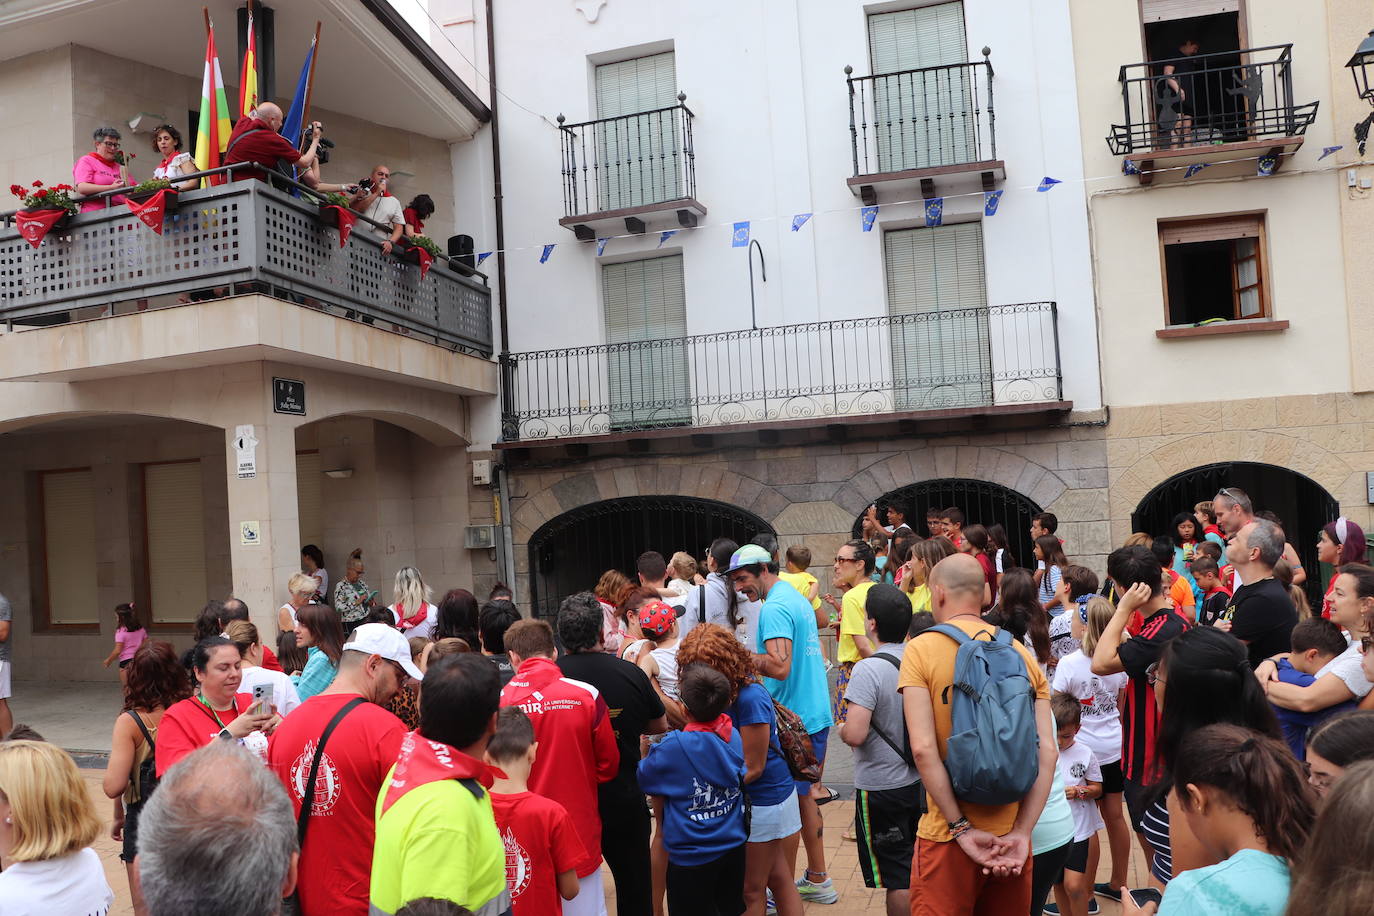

{"left": 487, "top": 707, "right": 585, "bottom": 916}
{"left": 156, "top": 637, "right": 277, "bottom": 778}
{"left": 224, "top": 101, "right": 329, "bottom": 187}
{"left": 268, "top": 623, "right": 418, "bottom": 916}
{"left": 500, "top": 619, "right": 619, "bottom": 916}
{"left": 402, "top": 194, "right": 435, "bottom": 239}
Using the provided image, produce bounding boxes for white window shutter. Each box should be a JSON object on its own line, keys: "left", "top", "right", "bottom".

{"left": 41, "top": 469, "right": 98, "bottom": 625}
{"left": 145, "top": 462, "right": 207, "bottom": 625}
{"left": 602, "top": 255, "right": 690, "bottom": 429}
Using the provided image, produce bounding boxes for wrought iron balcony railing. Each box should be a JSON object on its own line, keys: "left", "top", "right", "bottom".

{"left": 558, "top": 98, "right": 697, "bottom": 219}
{"left": 0, "top": 176, "right": 493, "bottom": 356}
{"left": 847, "top": 59, "right": 996, "bottom": 178}
{"left": 499, "top": 302, "right": 1061, "bottom": 440}
{"left": 1107, "top": 44, "right": 1318, "bottom": 155}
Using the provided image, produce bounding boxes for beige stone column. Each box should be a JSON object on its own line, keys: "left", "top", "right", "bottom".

{"left": 224, "top": 412, "right": 300, "bottom": 640}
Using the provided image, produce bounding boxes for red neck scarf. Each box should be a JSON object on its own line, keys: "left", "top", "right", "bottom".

{"left": 159, "top": 152, "right": 178, "bottom": 171}
{"left": 381, "top": 730, "right": 495, "bottom": 815}
{"left": 684, "top": 713, "right": 734, "bottom": 743}
{"left": 395, "top": 602, "right": 428, "bottom": 630}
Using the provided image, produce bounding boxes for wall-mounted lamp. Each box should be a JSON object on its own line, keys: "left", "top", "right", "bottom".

{"left": 1345, "top": 29, "right": 1374, "bottom": 154}
{"left": 128, "top": 112, "right": 166, "bottom": 134}
{"left": 324, "top": 468, "right": 354, "bottom": 479}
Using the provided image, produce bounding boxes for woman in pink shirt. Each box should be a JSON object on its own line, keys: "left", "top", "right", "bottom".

{"left": 73, "top": 127, "right": 130, "bottom": 212}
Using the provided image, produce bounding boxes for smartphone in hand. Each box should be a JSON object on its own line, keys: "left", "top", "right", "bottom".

{"left": 251, "top": 682, "right": 275, "bottom": 718}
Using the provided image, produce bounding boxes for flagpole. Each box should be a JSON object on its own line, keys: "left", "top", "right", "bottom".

{"left": 299, "top": 22, "right": 321, "bottom": 146}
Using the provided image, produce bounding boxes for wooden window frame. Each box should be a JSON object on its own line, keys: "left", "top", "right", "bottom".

{"left": 1157, "top": 212, "right": 1272, "bottom": 329}
{"left": 140, "top": 458, "right": 206, "bottom": 628}
{"left": 35, "top": 467, "right": 100, "bottom": 632}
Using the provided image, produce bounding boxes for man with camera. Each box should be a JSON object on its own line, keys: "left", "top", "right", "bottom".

{"left": 224, "top": 102, "right": 328, "bottom": 187}
{"left": 348, "top": 165, "right": 406, "bottom": 255}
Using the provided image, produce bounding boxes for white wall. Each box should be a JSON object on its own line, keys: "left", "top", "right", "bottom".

{"left": 454, "top": 0, "right": 1101, "bottom": 450}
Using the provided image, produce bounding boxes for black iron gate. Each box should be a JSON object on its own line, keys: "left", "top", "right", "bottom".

{"left": 852, "top": 478, "right": 1043, "bottom": 571}
{"left": 1131, "top": 461, "right": 1340, "bottom": 608}
{"left": 529, "top": 496, "right": 775, "bottom": 619}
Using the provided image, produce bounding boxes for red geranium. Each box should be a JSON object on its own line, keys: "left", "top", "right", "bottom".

{"left": 12, "top": 179, "right": 78, "bottom": 215}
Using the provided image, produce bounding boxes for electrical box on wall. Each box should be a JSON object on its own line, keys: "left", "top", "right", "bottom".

{"left": 465, "top": 525, "right": 497, "bottom": 549}
{"left": 472, "top": 459, "right": 493, "bottom": 486}
{"left": 1366, "top": 471, "right": 1374, "bottom": 504}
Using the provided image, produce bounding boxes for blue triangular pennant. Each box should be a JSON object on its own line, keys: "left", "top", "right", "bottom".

{"left": 983, "top": 190, "right": 1003, "bottom": 216}
{"left": 923, "top": 197, "right": 944, "bottom": 228}
{"left": 476, "top": 251, "right": 492, "bottom": 266}
{"left": 539, "top": 243, "right": 555, "bottom": 264}
{"left": 1257, "top": 155, "right": 1278, "bottom": 177}
{"left": 658, "top": 229, "right": 678, "bottom": 248}
{"left": 731, "top": 221, "right": 750, "bottom": 247}
{"left": 1036, "top": 176, "right": 1061, "bottom": 192}
{"left": 791, "top": 213, "right": 812, "bottom": 232}
{"left": 1318, "top": 145, "right": 1342, "bottom": 161}
{"left": 1184, "top": 162, "right": 1208, "bottom": 179}
{"left": 860, "top": 206, "right": 879, "bottom": 232}
{"left": 596, "top": 237, "right": 609, "bottom": 257}
{"left": 1122, "top": 159, "right": 1140, "bottom": 176}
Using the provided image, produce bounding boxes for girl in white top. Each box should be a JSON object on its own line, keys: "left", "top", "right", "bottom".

{"left": 301, "top": 544, "right": 329, "bottom": 602}
{"left": 150, "top": 124, "right": 197, "bottom": 191}
{"left": 278, "top": 571, "right": 318, "bottom": 633}
{"left": 636, "top": 600, "right": 685, "bottom": 726}
{"left": 0, "top": 740, "right": 115, "bottom": 916}
{"left": 225, "top": 620, "right": 302, "bottom": 718}
{"left": 389, "top": 566, "right": 438, "bottom": 639}
{"left": 1051, "top": 594, "right": 1131, "bottom": 896}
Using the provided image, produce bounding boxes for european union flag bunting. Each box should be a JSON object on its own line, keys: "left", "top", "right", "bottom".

{"left": 732, "top": 222, "right": 750, "bottom": 247}
{"left": 924, "top": 197, "right": 944, "bottom": 228}
{"left": 791, "top": 213, "right": 812, "bottom": 232}
{"left": 1122, "top": 159, "right": 1140, "bottom": 176}
{"left": 596, "top": 237, "right": 609, "bottom": 257}
{"left": 1184, "top": 162, "right": 1208, "bottom": 179}
{"left": 861, "top": 206, "right": 879, "bottom": 232}
{"left": 983, "top": 190, "right": 1003, "bottom": 216}
{"left": 1319, "top": 146, "right": 1342, "bottom": 161}
{"left": 1036, "top": 176, "right": 1061, "bottom": 192}
{"left": 1257, "top": 155, "right": 1278, "bottom": 176}
{"left": 539, "top": 244, "right": 555, "bottom": 264}
{"left": 476, "top": 252, "right": 492, "bottom": 266}
{"left": 658, "top": 229, "right": 678, "bottom": 248}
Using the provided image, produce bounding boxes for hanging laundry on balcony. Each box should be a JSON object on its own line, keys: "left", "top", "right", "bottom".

{"left": 731, "top": 221, "right": 750, "bottom": 247}
{"left": 790, "top": 213, "right": 812, "bottom": 232}
{"left": 1319, "top": 146, "right": 1343, "bottom": 161}
{"left": 924, "top": 198, "right": 944, "bottom": 228}
{"left": 540, "top": 244, "right": 556, "bottom": 264}
{"left": 126, "top": 190, "right": 176, "bottom": 235}
{"left": 861, "top": 206, "right": 879, "bottom": 231}
{"left": 1184, "top": 163, "right": 1209, "bottom": 180}
{"left": 1036, "top": 176, "right": 1061, "bottom": 192}
{"left": 983, "top": 190, "right": 1003, "bottom": 216}
{"left": 658, "top": 230, "right": 677, "bottom": 248}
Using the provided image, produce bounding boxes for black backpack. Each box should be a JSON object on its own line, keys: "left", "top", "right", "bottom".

{"left": 128, "top": 710, "right": 159, "bottom": 802}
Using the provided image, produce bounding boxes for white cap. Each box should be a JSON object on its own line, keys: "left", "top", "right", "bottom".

{"left": 344, "top": 623, "right": 423, "bottom": 680}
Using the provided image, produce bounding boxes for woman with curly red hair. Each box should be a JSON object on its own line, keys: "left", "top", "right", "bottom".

{"left": 101, "top": 640, "right": 192, "bottom": 914}
{"left": 594, "top": 569, "right": 633, "bottom": 655}
{"left": 678, "top": 624, "right": 803, "bottom": 916}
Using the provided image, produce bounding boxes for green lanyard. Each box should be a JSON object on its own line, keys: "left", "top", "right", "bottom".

{"left": 196, "top": 694, "right": 230, "bottom": 730}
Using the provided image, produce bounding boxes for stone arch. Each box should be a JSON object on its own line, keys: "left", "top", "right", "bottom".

{"left": 295, "top": 409, "right": 466, "bottom": 447}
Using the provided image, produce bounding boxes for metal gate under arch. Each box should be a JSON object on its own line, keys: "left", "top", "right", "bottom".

{"left": 1131, "top": 461, "right": 1340, "bottom": 608}
{"left": 529, "top": 496, "right": 775, "bottom": 619}
{"left": 852, "top": 478, "right": 1043, "bottom": 570}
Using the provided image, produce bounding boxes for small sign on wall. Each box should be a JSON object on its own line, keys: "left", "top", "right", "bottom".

{"left": 240, "top": 520, "right": 261, "bottom": 546}
{"left": 234, "top": 425, "right": 258, "bottom": 479}
{"left": 273, "top": 378, "right": 306, "bottom": 416}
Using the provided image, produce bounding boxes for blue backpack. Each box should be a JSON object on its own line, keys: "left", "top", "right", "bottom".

{"left": 929, "top": 623, "right": 1040, "bottom": 806}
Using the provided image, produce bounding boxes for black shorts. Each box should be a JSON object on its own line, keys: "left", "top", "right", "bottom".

{"left": 1123, "top": 777, "right": 1153, "bottom": 832}
{"left": 1056, "top": 838, "right": 1091, "bottom": 880}
{"left": 1099, "top": 759, "right": 1124, "bottom": 795}
{"left": 855, "top": 782, "right": 923, "bottom": 891}
{"left": 119, "top": 658, "right": 132, "bottom": 669}
{"left": 120, "top": 800, "right": 144, "bottom": 863}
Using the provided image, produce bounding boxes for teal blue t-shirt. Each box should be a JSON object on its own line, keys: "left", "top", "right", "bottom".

{"left": 756, "top": 578, "right": 832, "bottom": 735}
{"left": 1158, "top": 849, "right": 1290, "bottom": 916}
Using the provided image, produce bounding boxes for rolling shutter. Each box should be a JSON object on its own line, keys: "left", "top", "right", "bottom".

{"left": 884, "top": 222, "right": 990, "bottom": 410}
{"left": 1159, "top": 215, "right": 1262, "bottom": 245}
{"left": 41, "top": 469, "right": 98, "bottom": 625}
{"left": 1141, "top": 0, "right": 1238, "bottom": 23}
{"left": 593, "top": 52, "right": 680, "bottom": 210}
{"left": 296, "top": 451, "right": 323, "bottom": 548}
{"left": 603, "top": 255, "right": 690, "bottom": 429}
{"left": 145, "top": 462, "right": 207, "bottom": 625}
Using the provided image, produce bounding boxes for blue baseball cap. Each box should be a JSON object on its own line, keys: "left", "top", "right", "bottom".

{"left": 725, "top": 543, "right": 774, "bottom": 573}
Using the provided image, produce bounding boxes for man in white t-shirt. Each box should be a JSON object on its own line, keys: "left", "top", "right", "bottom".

{"left": 349, "top": 165, "right": 405, "bottom": 254}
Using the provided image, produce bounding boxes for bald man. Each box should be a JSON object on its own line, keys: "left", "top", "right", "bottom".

{"left": 348, "top": 165, "right": 406, "bottom": 255}
{"left": 223, "top": 102, "right": 324, "bottom": 186}
{"left": 896, "top": 553, "right": 1056, "bottom": 914}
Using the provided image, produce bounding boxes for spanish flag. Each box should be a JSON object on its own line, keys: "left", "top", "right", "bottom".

{"left": 238, "top": 13, "right": 258, "bottom": 120}
{"left": 194, "top": 19, "right": 232, "bottom": 185}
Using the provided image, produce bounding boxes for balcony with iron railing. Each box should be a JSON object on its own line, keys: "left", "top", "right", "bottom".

{"left": 557, "top": 96, "right": 705, "bottom": 239}
{"left": 846, "top": 55, "right": 1003, "bottom": 205}
{"left": 498, "top": 302, "right": 1065, "bottom": 444}
{"left": 1108, "top": 44, "right": 1319, "bottom": 184}
{"left": 0, "top": 169, "right": 494, "bottom": 358}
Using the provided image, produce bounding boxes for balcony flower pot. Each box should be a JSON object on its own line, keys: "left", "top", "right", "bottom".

{"left": 400, "top": 235, "right": 442, "bottom": 280}
{"left": 10, "top": 180, "right": 77, "bottom": 248}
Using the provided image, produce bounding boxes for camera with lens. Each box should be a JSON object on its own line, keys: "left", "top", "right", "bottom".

{"left": 302, "top": 125, "right": 335, "bottom": 164}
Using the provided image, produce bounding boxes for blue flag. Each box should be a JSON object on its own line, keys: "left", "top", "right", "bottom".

{"left": 658, "top": 230, "right": 677, "bottom": 248}
{"left": 1036, "top": 176, "right": 1061, "bottom": 192}
{"left": 791, "top": 213, "right": 812, "bottom": 232}
{"left": 1257, "top": 155, "right": 1278, "bottom": 177}
{"left": 732, "top": 221, "right": 750, "bottom": 247}
{"left": 476, "top": 251, "right": 492, "bottom": 266}
{"left": 281, "top": 40, "right": 317, "bottom": 150}
{"left": 540, "top": 244, "right": 555, "bottom": 264}
{"left": 1122, "top": 159, "right": 1140, "bottom": 176}
{"left": 1319, "top": 145, "right": 1342, "bottom": 161}
{"left": 924, "top": 197, "right": 944, "bottom": 228}
{"left": 983, "top": 190, "right": 1003, "bottom": 216}
{"left": 1184, "top": 162, "right": 1208, "bottom": 179}
{"left": 861, "top": 206, "right": 879, "bottom": 232}
{"left": 596, "top": 237, "right": 609, "bottom": 257}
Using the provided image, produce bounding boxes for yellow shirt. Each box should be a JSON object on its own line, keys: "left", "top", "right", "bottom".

{"left": 838, "top": 581, "right": 875, "bottom": 664}
{"left": 777, "top": 570, "right": 821, "bottom": 611}
{"left": 897, "top": 617, "right": 1050, "bottom": 842}
{"left": 908, "top": 584, "right": 931, "bottom": 615}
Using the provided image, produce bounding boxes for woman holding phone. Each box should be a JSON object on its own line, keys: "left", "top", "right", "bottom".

{"left": 225, "top": 620, "right": 301, "bottom": 717}
{"left": 154, "top": 637, "right": 277, "bottom": 777}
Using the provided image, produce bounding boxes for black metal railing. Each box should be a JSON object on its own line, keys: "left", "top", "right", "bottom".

{"left": 558, "top": 97, "right": 697, "bottom": 217}
{"left": 1108, "top": 44, "right": 1319, "bottom": 155}
{"left": 0, "top": 173, "right": 493, "bottom": 355}
{"left": 848, "top": 59, "right": 996, "bottom": 177}
{"left": 499, "top": 302, "right": 1060, "bottom": 440}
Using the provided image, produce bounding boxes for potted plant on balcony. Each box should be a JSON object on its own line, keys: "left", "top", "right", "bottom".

{"left": 316, "top": 191, "right": 358, "bottom": 247}
{"left": 399, "top": 233, "right": 442, "bottom": 279}
{"left": 10, "top": 180, "right": 77, "bottom": 248}
{"left": 124, "top": 178, "right": 177, "bottom": 234}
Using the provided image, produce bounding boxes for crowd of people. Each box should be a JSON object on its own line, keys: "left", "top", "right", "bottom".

{"left": 2, "top": 486, "right": 1374, "bottom": 916}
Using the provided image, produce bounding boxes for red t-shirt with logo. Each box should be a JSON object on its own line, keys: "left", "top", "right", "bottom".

{"left": 492, "top": 791, "right": 585, "bottom": 916}
{"left": 267, "top": 693, "right": 407, "bottom": 916}
{"left": 155, "top": 694, "right": 252, "bottom": 777}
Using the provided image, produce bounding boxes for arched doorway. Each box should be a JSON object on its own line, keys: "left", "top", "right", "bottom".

{"left": 852, "top": 478, "right": 1043, "bottom": 569}
{"left": 1131, "top": 462, "right": 1340, "bottom": 606}
{"left": 529, "top": 496, "right": 775, "bottom": 618}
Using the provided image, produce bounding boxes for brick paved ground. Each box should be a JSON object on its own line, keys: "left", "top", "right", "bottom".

{"left": 84, "top": 769, "right": 1150, "bottom": 916}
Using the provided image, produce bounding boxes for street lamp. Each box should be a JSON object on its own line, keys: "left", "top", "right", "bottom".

{"left": 1346, "top": 29, "right": 1374, "bottom": 153}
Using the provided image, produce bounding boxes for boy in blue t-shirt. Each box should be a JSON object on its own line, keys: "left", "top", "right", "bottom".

{"left": 1273, "top": 617, "right": 1357, "bottom": 759}
{"left": 637, "top": 663, "right": 747, "bottom": 916}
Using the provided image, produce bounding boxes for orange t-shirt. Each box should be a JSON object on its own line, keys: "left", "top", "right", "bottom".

{"left": 1168, "top": 573, "right": 1196, "bottom": 623}
{"left": 897, "top": 618, "right": 1050, "bottom": 841}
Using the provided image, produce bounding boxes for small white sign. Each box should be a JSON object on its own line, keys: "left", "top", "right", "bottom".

{"left": 234, "top": 424, "right": 259, "bottom": 479}
{"left": 240, "top": 520, "right": 261, "bottom": 546}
